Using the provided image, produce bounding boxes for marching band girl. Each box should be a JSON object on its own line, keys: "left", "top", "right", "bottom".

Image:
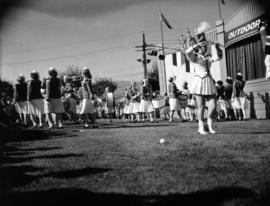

{"left": 45, "top": 67, "right": 65, "bottom": 129}
{"left": 138, "top": 79, "right": 155, "bottom": 122}
{"left": 14, "top": 74, "right": 28, "bottom": 126}
{"left": 128, "top": 82, "right": 140, "bottom": 123}
{"left": 168, "top": 77, "right": 182, "bottom": 122}
{"left": 27, "top": 71, "right": 44, "bottom": 128}
{"left": 104, "top": 86, "right": 115, "bottom": 122}
{"left": 186, "top": 21, "right": 223, "bottom": 134}
{"left": 123, "top": 87, "right": 131, "bottom": 121}
{"left": 232, "top": 72, "right": 247, "bottom": 120}
{"left": 80, "top": 67, "right": 96, "bottom": 128}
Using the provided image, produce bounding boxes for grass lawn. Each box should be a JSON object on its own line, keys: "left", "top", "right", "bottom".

{"left": 1, "top": 119, "right": 270, "bottom": 205}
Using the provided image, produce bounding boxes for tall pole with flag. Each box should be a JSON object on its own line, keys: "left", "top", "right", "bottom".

{"left": 160, "top": 10, "right": 173, "bottom": 93}
{"left": 218, "top": 0, "right": 226, "bottom": 20}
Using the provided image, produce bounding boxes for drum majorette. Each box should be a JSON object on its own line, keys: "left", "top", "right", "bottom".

{"left": 185, "top": 21, "right": 223, "bottom": 134}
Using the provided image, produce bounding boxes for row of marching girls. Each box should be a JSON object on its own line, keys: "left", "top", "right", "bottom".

{"left": 215, "top": 73, "right": 248, "bottom": 121}
{"left": 123, "top": 79, "right": 155, "bottom": 123}
{"left": 14, "top": 68, "right": 64, "bottom": 129}
{"left": 13, "top": 67, "right": 96, "bottom": 129}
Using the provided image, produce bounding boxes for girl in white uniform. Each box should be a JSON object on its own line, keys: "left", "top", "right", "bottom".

{"left": 27, "top": 71, "right": 44, "bottom": 128}
{"left": 80, "top": 67, "right": 96, "bottom": 128}
{"left": 186, "top": 22, "right": 223, "bottom": 134}
{"left": 128, "top": 82, "right": 140, "bottom": 123}
{"left": 138, "top": 79, "right": 154, "bottom": 122}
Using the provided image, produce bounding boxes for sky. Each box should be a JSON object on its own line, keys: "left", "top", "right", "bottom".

{"left": 0, "top": 0, "right": 245, "bottom": 83}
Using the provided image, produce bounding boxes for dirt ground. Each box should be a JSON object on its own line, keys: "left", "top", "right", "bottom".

{"left": 1, "top": 119, "right": 270, "bottom": 206}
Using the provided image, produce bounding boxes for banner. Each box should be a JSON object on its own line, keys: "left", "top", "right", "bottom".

{"left": 225, "top": 16, "right": 263, "bottom": 47}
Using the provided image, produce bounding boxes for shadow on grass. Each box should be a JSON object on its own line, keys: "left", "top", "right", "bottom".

{"left": 0, "top": 164, "right": 111, "bottom": 192}
{"left": 217, "top": 131, "right": 270, "bottom": 135}
{"left": 85, "top": 123, "right": 173, "bottom": 130}
{"left": 2, "top": 153, "right": 84, "bottom": 164}
{"left": 0, "top": 129, "right": 75, "bottom": 143}
{"left": 2, "top": 186, "right": 266, "bottom": 206}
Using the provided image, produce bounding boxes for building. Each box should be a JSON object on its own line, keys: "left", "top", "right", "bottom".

{"left": 157, "top": 0, "right": 270, "bottom": 119}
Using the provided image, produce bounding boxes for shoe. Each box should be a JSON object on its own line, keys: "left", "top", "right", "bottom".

{"left": 169, "top": 119, "right": 173, "bottom": 123}
{"left": 57, "top": 126, "right": 64, "bottom": 129}
{"left": 208, "top": 128, "right": 216, "bottom": 134}
{"left": 198, "top": 129, "right": 208, "bottom": 135}
{"left": 84, "top": 124, "right": 90, "bottom": 129}
{"left": 30, "top": 125, "right": 38, "bottom": 129}
{"left": 38, "top": 125, "right": 43, "bottom": 129}
{"left": 48, "top": 124, "right": 54, "bottom": 129}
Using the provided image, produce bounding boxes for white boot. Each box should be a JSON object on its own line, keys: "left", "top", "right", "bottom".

{"left": 198, "top": 121, "right": 207, "bottom": 135}
{"left": 207, "top": 118, "right": 216, "bottom": 134}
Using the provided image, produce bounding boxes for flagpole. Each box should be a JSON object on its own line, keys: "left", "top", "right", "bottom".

{"left": 218, "top": 0, "right": 222, "bottom": 20}
{"left": 160, "top": 9, "right": 167, "bottom": 93}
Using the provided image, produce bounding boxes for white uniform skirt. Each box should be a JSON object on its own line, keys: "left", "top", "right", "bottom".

{"left": 28, "top": 99, "right": 44, "bottom": 115}
{"left": 160, "top": 106, "right": 170, "bottom": 114}
{"left": 44, "top": 98, "right": 64, "bottom": 114}
{"left": 123, "top": 104, "right": 130, "bottom": 114}
{"left": 68, "top": 98, "right": 77, "bottom": 113}
{"left": 129, "top": 102, "right": 140, "bottom": 114}
{"left": 232, "top": 97, "right": 247, "bottom": 110}
{"left": 80, "top": 99, "right": 95, "bottom": 114}
{"left": 105, "top": 105, "right": 114, "bottom": 114}
{"left": 139, "top": 99, "right": 154, "bottom": 113}
{"left": 169, "top": 98, "right": 181, "bottom": 111}
{"left": 15, "top": 101, "right": 28, "bottom": 114}
{"left": 190, "top": 76, "right": 217, "bottom": 96}
{"left": 217, "top": 99, "right": 229, "bottom": 111}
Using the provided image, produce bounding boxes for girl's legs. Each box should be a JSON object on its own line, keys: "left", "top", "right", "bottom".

{"left": 82, "top": 114, "right": 89, "bottom": 128}
{"left": 55, "top": 113, "right": 63, "bottom": 128}
{"left": 169, "top": 110, "right": 174, "bottom": 122}
{"left": 149, "top": 112, "right": 154, "bottom": 122}
{"left": 195, "top": 95, "right": 207, "bottom": 134}
{"left": 30, "top": 114, "right": 38, "bottom": 128}
{"left": 38, "top": 113, "right": 43, "bottom": 128}
{"left": 206, "top": 96, "right": 217, "bottom": 134}
{"left": 241, "top": 108, "right": 246, "bottom": 120}
{"left": 46, "top": 113, "right": 54, "bottom": 128}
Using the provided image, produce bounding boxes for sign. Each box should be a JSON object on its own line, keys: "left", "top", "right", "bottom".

{"left": 225, "top": 16, "right": 263, "bottom": 47}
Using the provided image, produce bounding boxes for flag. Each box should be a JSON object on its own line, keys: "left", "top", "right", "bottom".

{"left": 160, "top": 12, "right": 173, "bottom": 29}
{"left": 221, "top": 0, "right": 225, "bottom": 5}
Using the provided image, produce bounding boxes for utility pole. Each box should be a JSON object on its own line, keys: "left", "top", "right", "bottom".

{"left": 142, "top": 33, "right": 147, "bottom": 78}
{"left": 135, "top": 32, "right": 152, "bottom": 79}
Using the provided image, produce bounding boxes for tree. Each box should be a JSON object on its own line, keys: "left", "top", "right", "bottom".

{"left": 92, "top": 78, "right": 117, "bottom": 97}
{"left": 59, "top": 64, "right": 82, "bottom": 83}
{"left": 0, "top": 78, "right": 14, "bottom": 100}
{"left": 147, "top": 60, "right": 160, "bottom": 92}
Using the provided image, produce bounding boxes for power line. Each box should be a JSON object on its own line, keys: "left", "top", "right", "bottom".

{"left": 0, "top": 41, "right": 138, "bottom": 66}
{"left": 4, "top": 31, "right": 146, "bottom": 54}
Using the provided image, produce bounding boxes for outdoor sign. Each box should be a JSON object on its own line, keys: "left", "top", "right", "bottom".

{"left": 225, "top": 16, "right": 263, "bottom": 47}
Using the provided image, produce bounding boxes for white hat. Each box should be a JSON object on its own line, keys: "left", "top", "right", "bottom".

{"left": 226, "top": 76, "right": 232, "bottom": 80}
{"left": 31, "top": 70, "right": 39, "bottom": 74}
{"left": 237, "top": 72, "right": 243, "bottom": 76}
{"left": 49, "top": 67, "right": 57, "bottom": 72}
{"left": 82, "top": 67, "right": 90, "bottom": 71}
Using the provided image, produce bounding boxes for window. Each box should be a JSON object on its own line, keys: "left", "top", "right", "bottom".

{"left": 185, "top": 55, "right": 190, "bottom": 73}
{"left": 172, "top": 53, "right": 177, "bottom": 66}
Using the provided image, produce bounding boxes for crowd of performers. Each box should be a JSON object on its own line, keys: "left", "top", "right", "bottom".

{"left": 4, "top": 20, "right": 270, "bottom": 133}
{"left": 10, "top": 64, "right": 247, "bottom": 132}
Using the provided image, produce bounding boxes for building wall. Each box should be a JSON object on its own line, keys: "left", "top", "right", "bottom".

{"left": 244, "top": 79, "right": 270, "bottom": 119}
{"left": 224, "top": 0, "right": 269, "bottom": 119}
